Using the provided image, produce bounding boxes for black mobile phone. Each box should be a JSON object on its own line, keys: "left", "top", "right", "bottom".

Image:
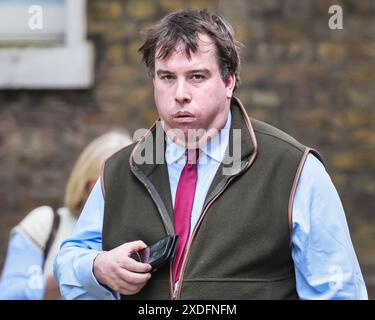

{"left": 131, "top": 235, "right": 179, "bottom": 272}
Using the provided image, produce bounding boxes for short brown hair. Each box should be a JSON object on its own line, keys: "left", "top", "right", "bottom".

{"left": 139, "top": 8, "right": 242, "bottom": 91}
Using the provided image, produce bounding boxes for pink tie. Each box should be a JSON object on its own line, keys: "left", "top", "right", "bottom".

{"left": 173, "top": 149, "right": 199, "bottom": 282}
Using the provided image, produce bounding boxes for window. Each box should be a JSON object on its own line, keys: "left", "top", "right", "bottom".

{"left": 0, "top": 0, "right": 94, "bottom": 89}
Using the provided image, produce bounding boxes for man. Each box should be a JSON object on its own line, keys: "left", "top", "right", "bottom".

{"left": 54, "top": 9, "right": 367, "bottom": 299}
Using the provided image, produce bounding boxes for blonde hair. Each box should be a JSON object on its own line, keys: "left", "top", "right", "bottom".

{"left": 64, "top": 130, "right": 133, "bottom": 215}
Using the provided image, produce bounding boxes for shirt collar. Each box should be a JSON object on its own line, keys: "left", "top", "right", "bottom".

{"left": 165, "top": 111, "right": 232, "bottom": 165}
{"left": 165, "top": 135, "right": 186, "bottom": 164}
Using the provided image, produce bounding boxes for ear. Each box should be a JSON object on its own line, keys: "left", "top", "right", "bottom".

{"left": 224, "top": 74, "right": 236, "bottom": 99}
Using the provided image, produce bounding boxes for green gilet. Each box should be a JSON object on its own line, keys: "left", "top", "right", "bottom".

{"left": 102, "top": 97, "right": 323, "bottom": 300}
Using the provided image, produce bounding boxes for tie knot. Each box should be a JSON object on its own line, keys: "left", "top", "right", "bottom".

{"left": 186, "top": 149, "right": 199, "bottom": 165}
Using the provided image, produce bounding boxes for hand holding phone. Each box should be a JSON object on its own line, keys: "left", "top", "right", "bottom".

{"left": 131, "top": 235, "right": 179, "bottom": 272}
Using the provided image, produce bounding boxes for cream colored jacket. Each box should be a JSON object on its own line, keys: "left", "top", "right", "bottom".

{"left": 12, "top": 206, "right": 77, "bottom": 276}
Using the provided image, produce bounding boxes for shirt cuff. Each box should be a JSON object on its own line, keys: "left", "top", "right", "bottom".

{"left": 77, "top": 251, "right": 119, "bottom": 300}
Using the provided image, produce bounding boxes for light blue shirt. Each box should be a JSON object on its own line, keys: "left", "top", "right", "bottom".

{"left": 1, "top": 112, "right": 367, "bottom": 300}
{"left": 0, "top": 232, "right": 45, "bottom": 300}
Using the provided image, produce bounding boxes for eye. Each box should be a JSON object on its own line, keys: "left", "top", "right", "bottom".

{"left": 160, "top": 75, "right": 174, "bottom": 81}
{"left": 191, "top": 74, "right": 205, "bottom": 82}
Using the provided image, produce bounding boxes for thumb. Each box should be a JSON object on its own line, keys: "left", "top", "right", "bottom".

{"left": 123, "top": 240, "right": 148, "bottom": 255}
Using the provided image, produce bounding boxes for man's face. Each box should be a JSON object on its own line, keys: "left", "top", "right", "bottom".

{"left": 153, "top": 34, "right": 235, "bottom": 148}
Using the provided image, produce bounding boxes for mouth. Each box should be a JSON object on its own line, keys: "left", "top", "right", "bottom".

{"left": 173, "top": 111, "right": 196, "bottom": 123}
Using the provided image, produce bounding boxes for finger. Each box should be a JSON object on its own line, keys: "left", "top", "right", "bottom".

{"left": 124, "top": 240, "right": 148, "bottom": 253}
{"left": 121, "top": 256, "right": 152, "bottom": 273}
{"left": 115, "top": 276, "right": 149, "bottom": 295}
{"left": 117, "top": 281, "right": 140, "bottom": 295}
{"left": 117, "top": 268, "right": 152, "bottom": 285}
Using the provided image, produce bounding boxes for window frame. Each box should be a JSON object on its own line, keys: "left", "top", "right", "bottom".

{"left": 0, "top": 0, "right": 94, "bottom": 89}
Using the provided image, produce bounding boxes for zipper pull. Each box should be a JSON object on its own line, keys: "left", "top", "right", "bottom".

{"left": 173, "top": 281, "right": 179, "bottom": 300}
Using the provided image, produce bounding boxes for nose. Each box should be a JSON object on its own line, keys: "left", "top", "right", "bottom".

{"left": 174, "top": 79, "right": 191, "bottom": 105}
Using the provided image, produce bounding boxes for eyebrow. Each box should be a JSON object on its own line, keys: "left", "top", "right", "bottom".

{"left": 156, "top": 68, "right": 211, "bottom": 76}
{"left": 188, "top": 69, "right": 211, "bottom": 76}
{"left": 156, "top": 69, "right": 172, "bottom": 76}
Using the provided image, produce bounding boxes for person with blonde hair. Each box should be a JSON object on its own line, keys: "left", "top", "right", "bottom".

{"left": 0, "top": 130, "right": 132, "bottom": 300}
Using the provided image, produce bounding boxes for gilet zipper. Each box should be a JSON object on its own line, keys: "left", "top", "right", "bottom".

{"left": 174, "top": 175, "right": 235, "bottom": 299}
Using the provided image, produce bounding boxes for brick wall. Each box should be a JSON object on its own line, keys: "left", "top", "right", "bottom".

{"left": 0, "top": 0, "right": 374, "bottom": 298}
